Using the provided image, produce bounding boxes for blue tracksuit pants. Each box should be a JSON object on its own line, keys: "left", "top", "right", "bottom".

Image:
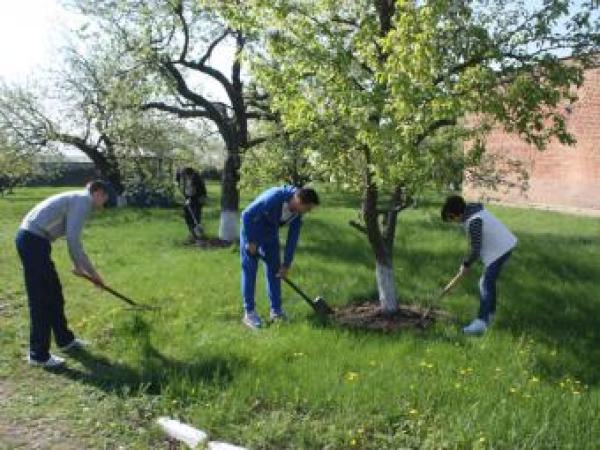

{"left": 240, "top": 232, "right": 282, "bottom": 313}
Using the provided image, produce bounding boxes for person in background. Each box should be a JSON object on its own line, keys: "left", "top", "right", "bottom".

{"left": 176, "top": 167, "right": 207, "bottom": 242}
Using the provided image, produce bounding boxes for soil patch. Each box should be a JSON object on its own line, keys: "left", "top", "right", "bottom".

{"left": 332, "top": 301, "right": 452, "bottom": 331}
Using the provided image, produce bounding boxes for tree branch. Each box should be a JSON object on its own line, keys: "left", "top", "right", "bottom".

{"left": 349, "top": 220, "right": 368, "bottom": 235}
{"left": 142, "top": 101, "right": 213, "bottom": 119}
{"left": 199, "top": 29, "right": 230, "bottom": 66}
{"left": 415, "top": 118, "right": 457, "bottom": 146}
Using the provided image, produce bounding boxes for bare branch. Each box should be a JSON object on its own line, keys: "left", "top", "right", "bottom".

{"left": 142, "top": 101, "right": 213, "bottom": 119}
{"left": 349, "top": 220, "right": 368, "bottom": 235}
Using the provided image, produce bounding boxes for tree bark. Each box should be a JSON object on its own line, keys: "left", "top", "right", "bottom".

{"left": 219, "top": 142, "right": 241, "bottom": 241}
{"left": 55, "top": 132, "right": 124, "bottom": 194}
{"left": 361, "top": 152, "right": 399, "bottom": 312}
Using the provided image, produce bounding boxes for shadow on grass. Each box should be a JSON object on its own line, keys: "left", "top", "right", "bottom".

{"left": 303, "top": 223, "right": 600, "bottom": 385}
{"left": 55, "top": 343, "right": 246, "bottom": 400}
{"left": 496, "top": 236, "right": 600, "bottom": 385}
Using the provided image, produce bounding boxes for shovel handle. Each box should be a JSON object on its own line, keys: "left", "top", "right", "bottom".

{"left": 439, "top": 271, "right": 464, "bottom": 298}
{"left": 280, "top": 276, "right": 316, "bottom": 308}
{"left": 254, "top": 253, "right": 316, "bottom": 308}
{"left": 77, "top": 272, "right": 143, "bottom": 308}
{"left": 420, "top": 271, "right": 465, "bottom": 324}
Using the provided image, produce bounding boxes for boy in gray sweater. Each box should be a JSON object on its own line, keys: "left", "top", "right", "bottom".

{"left": 15, "top": 181, "right": 109, "bottom": 367}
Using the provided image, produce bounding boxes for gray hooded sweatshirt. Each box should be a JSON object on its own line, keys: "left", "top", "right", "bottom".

{"left": 19, "top": 190, "right": 95, "bottom": 274}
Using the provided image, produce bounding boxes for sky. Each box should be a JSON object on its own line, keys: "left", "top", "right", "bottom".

{"left": 0, "top": 0, "right": 596, "bottom": 84}
{"left": 0, "top": 0, "right": 82, "bottom": 84}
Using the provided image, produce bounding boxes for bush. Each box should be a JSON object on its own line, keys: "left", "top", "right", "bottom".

{"left": 123, "top": 178, "right": 176, "bottom": 208}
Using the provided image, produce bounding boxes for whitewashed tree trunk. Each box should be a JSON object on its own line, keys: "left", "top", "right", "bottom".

{"left": 219, "top": 209, "right": 239, "bottom": 242}
{"left": 116, "top": 195, "right": 127, "bottom": 207}
{"left": 376, "top": 260, "right": 398, "bottom": 312}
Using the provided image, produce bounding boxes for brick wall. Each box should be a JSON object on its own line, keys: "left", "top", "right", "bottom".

{"left": 464, "top": 67, "right": 600, "bottom": 212}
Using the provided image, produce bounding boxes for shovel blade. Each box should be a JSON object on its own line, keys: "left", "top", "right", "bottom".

{"left": 313, "top": 297, "right": 334, "bottom": 315}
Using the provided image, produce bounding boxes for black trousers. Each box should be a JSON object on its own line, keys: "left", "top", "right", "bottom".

{"left": 184, "top": 196, "right": 203, "bottom": 236}
{"left": 15, "top": 229, "right": 75, "bottom": 362}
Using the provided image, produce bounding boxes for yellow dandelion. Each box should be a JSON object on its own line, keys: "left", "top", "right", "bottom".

{"left": 509, "top": 387, "right": 517, "bottom": 394}
{"left": 454, "top": 383, "right": 462, "bottom": 389}
{"left": 573, "top": 391, "right": 581, "bottom": 395}
{"left": 358, "top": 428, "right": 365, "bottom": 435}
{"left": 369, "top": 360, "right": 377, "bottom": 367}
{"left": 293, "top": 352, "right": 305, "bottom": 357}
{"left": 426, "top": 363, "right": 434, "bottom": 369}
{"left": 479, "top": 437, "right": 486, "bottom": 443}
{"left": 560, "top": 382, "right": 565, "bottom": 388}
{"left": 350, "top": 438, "right": 357, "bottom": 446}
{"left": 409, "top": 409, "right": 418, "bottom": 415}
{"left": 495, "top": 367, "right": 502, "bottom": 372}
{"left": 530, "top": 376, "right": 539, "bottom": 383}
{"left": 345, "top": 371, "right": 359, "bottom": 382}
{"left": 550, "top": 350, "right": 557, "bottom": 356}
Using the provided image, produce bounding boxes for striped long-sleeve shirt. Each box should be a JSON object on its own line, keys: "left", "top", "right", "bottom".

{"left": 462, "top": 203, "right": 483, "bottom": 268}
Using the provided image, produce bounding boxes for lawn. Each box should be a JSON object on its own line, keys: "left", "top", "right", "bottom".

{"left": 1, "top": 185, "right": 599, "bottom": 449}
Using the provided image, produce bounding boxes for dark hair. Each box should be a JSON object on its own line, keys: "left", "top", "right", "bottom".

{"left": 296, "top": 187, "right": 320, "bottom": 206}
{"left": 441, "top": 195, "right": 466, "bottom": 221}
{"left": 87, "top": 180, "right": 108, "bottom": 194}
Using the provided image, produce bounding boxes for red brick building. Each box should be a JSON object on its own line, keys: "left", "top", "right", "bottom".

{"left": 464, "top": 66, "right": 600, "bottom": 214}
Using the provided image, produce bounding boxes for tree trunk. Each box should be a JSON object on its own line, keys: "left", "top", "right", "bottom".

{"left": 375, "top": 258, "right": 398, "bottom": 312}
{"left": 219, "top": 145, "right": 240, "bottom": 242}
{"left": 87, "top": 151, "right": 124, "bottom": 194}
{"left": 362, "top": 164, "right": 399, "bottom": 313}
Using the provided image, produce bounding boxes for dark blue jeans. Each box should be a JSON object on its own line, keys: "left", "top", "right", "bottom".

{"left": 15, "top": 229, "right": 75, "bottom": 362}
{"left": 478, "top": 251, "right": 512, "bottom": 323}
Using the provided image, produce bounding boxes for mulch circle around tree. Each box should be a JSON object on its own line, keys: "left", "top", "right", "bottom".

{"left": 188, "top": 237, "right": 233, "bottom": 249}
{"left": 332, "top": 302, "right": 452, "bottom": 331}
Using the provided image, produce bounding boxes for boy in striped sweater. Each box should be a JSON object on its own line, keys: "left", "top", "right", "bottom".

{"left": 441, "top": 195, "right": 517, "bottom": 335}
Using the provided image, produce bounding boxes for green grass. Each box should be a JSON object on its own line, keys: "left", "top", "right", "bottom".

{"left": 1, "top": 184, "right": 599, "bottom": 449}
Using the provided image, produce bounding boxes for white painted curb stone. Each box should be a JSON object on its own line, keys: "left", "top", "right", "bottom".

{"left": 157, "top": 417, "right": 247, "bottom": 450}
{"left": 157, "top": 417, "right": 208, "bottom": 448}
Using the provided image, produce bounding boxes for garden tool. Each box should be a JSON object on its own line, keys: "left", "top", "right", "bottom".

{"left": 76, "top": 272, "right": 160, "bottom": 311}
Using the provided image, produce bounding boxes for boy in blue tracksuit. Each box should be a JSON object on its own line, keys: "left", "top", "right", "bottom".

{"left": 240, "top": 186, "right": 320, "bottom": 329}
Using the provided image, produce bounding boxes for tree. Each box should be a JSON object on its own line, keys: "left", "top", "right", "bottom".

{"left": 0, "top": 41, "right": 189, "bottom": 195}
{"left": 229, "top": 0, "right": 598, "bottom": 311}
{"left": 241, "top": 124, "right": 315, "bottom": 188}
{"left": 71, "top": 0, "right": 277, "bottom": 240}
{"left": 0, "top": 130, "right": 41, "bottom": 195}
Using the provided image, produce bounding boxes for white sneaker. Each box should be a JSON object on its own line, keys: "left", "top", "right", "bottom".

{"left": 463, "top": 318, "right": 487, "bottom": 335}
{"left": 243, "top": 311, "right": 262, "bottom": 329}
{"left": 28, "top": 354, "right": 65, "bottom": 368}
{"left": 59, "top": 338, "right": 89, "bottom": 351}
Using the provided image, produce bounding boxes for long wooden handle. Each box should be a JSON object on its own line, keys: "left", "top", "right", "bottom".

{"left": 281, "top": 276, "right": 316, "bottom": 308}
{"left": 77, "top": 273, "right": 141, "bottom": 308}
{"left": 439, "top": 271, "right": 464, "bottom": 298}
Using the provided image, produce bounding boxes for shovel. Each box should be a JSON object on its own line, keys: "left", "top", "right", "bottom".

{"left": 185, "top": 198, "right": 204, "bottom": 239}
{"left": 256, "top": 254, "right": 333, "bottom": 315}
{"left": 418, "top": 270, "right": 464, "bottom": 326}
{"left": 281, "top": 276, "right": 334, "bottom": 316}
{"left": 76, "top": 272, "right": 160, "bottom": 311}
